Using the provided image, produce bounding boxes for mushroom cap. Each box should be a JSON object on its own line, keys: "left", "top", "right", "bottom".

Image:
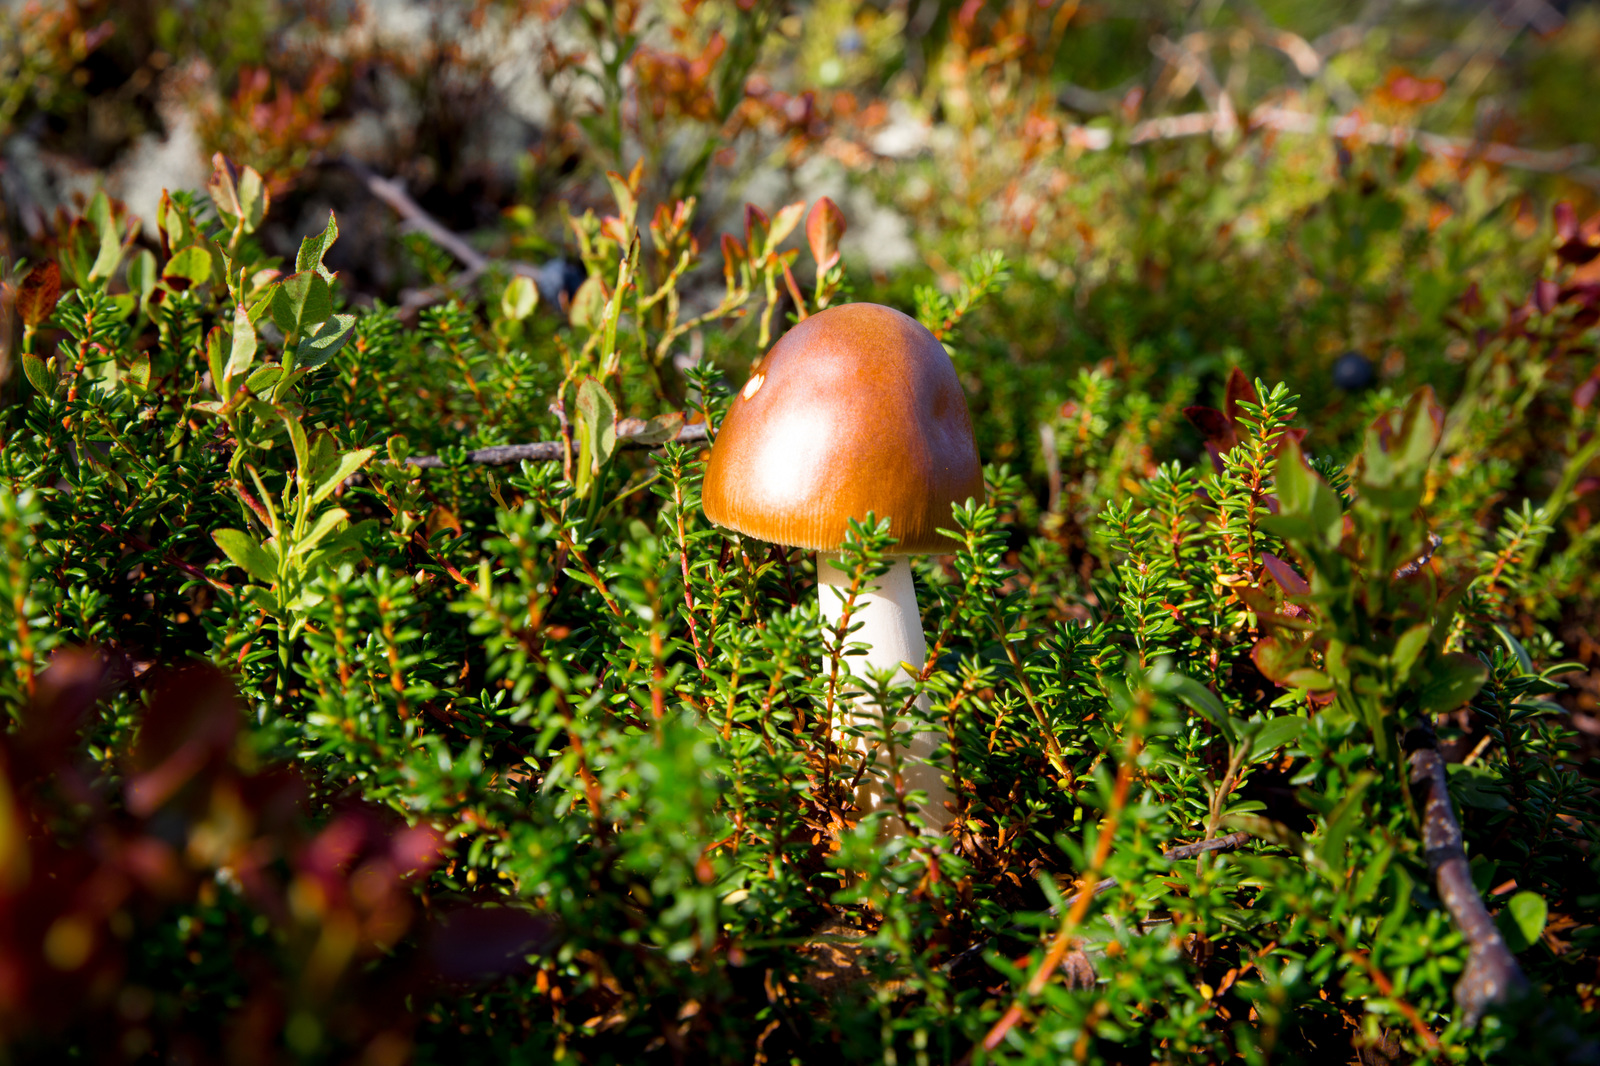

{"left": 702, "top": 303, "right": 983, "bottom": 553}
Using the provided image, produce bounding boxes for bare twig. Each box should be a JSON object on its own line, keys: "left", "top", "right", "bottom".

{"left": 1075, "top": 104, "right": 1600, "bottom": 188}
{"left": 1150, "top": 34, "right": 1237, "bottom": 142}
{"left": 1407, "top": 727, "right": 1527, "bottom": 1025}
{"left": 342, "top": 156, "right": 489, "bottom": 273}
{"left": 338, "top": 157, "right": 560, "bottom": 313}
{"left": 406, "top": 418, "right": 708, "bottom": 469}
{"left": 1254, "top": 107, "right": 1594, "bottom": 174}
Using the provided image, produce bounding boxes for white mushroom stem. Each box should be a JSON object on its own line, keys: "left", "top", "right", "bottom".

{"left": 816, "top": 556, "right": 953, "bottom": 833}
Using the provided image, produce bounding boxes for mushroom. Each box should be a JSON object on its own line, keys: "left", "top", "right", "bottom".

{"left": 701, "top": 303, "right": 983, "bottom": 832}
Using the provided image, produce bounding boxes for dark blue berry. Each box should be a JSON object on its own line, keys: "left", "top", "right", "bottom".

{"left": 1332, "top": 351, "right": 1375, "bottom": 391}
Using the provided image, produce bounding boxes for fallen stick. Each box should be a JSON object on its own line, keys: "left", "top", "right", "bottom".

{"left": 1406, "top": 726, "right": 1527, "bottom": 1025}
{"left": 1058, "top": 105, "right": 1598, "bottom": 189}
{"left": 337, "top": 157, "right": 578, "bottom": 314}
{"left": 406, "top": 418, "right": 708, "bottom": 469}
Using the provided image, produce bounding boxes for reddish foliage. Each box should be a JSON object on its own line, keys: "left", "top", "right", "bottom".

{"left": 0, "top": 650, "right": 543, "bottom": 1060}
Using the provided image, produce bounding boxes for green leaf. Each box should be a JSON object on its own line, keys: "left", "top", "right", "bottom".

{"left": 213, "top": 528, "right": 277, "bottom": 584}
{"left": 501, "top": 275, "right": 539, "bottom": 322}
{"left": 280, "top": 411, "right": 309, "bottom": 479}
{"left": 604, "top": 169, "right": 637, "bottom": 229}
{"left": 1170, "top": 673, "right": 1234, "bottom": 743}
{"left": 244, "top": 365, "right": 283, "bottom": 395}
{"left": 126, "top": 351, "right": 151, "bottom": 394}
{"left": 568, "top": 276, "right": 605, "bottom": 330}
{"left": 240, "top": 585, "right": 277, "bottom": 614}
{"left": 315, "top": 519, "right": 376, "bottom": 559}
{"left": 311, "top": 448, "right": 375, "bottom": 505}
{"left": 304, "top": 432, "right": 338, "bottom": 490}
{"left": 1391, "top": 623, "right": 1431, "bottom": 680}
{"left": 1491, "top": 623, "right": 1534, "bottom": 675}
{"left": 1283, "top": 668, "right": 1332, "bottom": 690}
{"left": 271, "top": 271, "right": 332, "bottom": 337}
{"left": 1316, "top": 772, "right": 1373, "bottom": 877}
{"left": 1417, "top": 653, "right": 1487, "bottom": 713}
{"left": 1272, "top": 438, "right": 1342, "bottom": 548}
{"left": 205, "top": 326, "right": 229, "bottom": 398}
{"left": 86, "top": 191, "right": 123, "bottom": 282}
{"left": 296, "top": 313, "right": 355, "bottom": 369}
{"left": 765, "top": 200, "right": 807, "bottom": 258}
{"left": 1350, "top": 847, "right": 1393, "bottom": 906}
{"left": 630, "top": 411, "right": 685, "bottom": 445}
{"left": 226, "top": 302, "right": 257, "bottom": 388}
{"left": 236, "top": 164, "right": 268, "bottom": 234}
{"left": 292, "top": 508, "right": 349, "bottom": 557}
{"left": 161, "top": 193, "right": 192, "bottom": 250}
{"left": 573, "top": 377, "right": 617, "bottom": 500}
{"left": 164, "top": 245, "right": 213, "bottom": 288}
{"left": 296, "top": 211, "right": 339, "bottom": 280}
{"left": 1447, "top": 763, "right": 1511, "bottom": 812}
{"left": 20, "top": 350, "right": 55, "bottom": 396}
{"left": 1499, "top": 891, "right": 1547, "bottom": 952}
{"left": 1248, "top": 715, "right": 1306, "bottom": 760}
{"left": 126, "top": 249, "right": 157, "bottom": 309}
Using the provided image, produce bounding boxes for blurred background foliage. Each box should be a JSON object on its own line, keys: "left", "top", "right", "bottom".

{"left": 1, "top": 0, "right": 1599, "bottom": 1062}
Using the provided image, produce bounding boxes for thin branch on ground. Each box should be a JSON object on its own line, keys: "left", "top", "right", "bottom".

{"left": 406, "top": 419, "right": 708, "bottom": 469}
{"left": 338, "top": 156, "right": 551, "bottom": 313}
{"left": 1150, "top": 34, "right": 1238, "bottom": 141}
{"left": 1406, "top": 726, "right": 1527, "bottom": 1025}
{"left": 1056, "top": 105, "right": 1598, "bottom": 189}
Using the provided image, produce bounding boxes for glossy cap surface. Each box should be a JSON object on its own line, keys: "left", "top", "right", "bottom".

{"left": 702, "top": 303, "right": 983, "bottom": 553}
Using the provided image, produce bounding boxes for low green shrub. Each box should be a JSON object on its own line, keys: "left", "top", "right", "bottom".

{"left": 0, "top": 146, "right": 1595, "bottom": 1064}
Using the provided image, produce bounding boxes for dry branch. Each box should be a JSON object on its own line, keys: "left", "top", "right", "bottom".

{"left": 1074, "top": 104, "right": 1600, "bottom": 189}
{"left": 339, "top": 157, "right": 555, "bottom": 313}
{"left": 1407, "top": 730, "right": 1527, "bottom": 1024}
{"left": 407, "top": 418, "right": 708, "bottom": 469}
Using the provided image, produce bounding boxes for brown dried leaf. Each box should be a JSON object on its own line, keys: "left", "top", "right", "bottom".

{"left": 16, "top": 261, "right": 61, "bottom": 328}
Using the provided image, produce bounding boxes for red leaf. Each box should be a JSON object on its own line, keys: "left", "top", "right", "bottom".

{"left": 1183, "top": 405, "right": 1238, "bottom": 451}
{"left": 1555, "top": 201, "right": 1578, "bottom": 243}
{"left": 125, "top": 666, "right": 242, "bottom": 818}
{"left": 780, "top": 259, "right": 808, "bottom": 320}
{"left": 1557, "top": 238, "right": 1600, "bottom": 266}
{"left": 16, "top": 261, "right": 61, "bottom": 328}
{"left": 1535, "top": 278, "right": 1559, "bottom": 315}
{"left": 1223, "top": 367, "right": 1260, "bottom": 427}
{"left": 1261, "top": 552, "right": 1310, "bottom": 595}
{"left": 805, "top": 196, "right": 846, "bottom": 272}
{"left": 1575, "top": 374, "right": 1600, "bottom": 411}
{"left": 1251, "top": 636, "right": 1302, "bottom": 684}
{"left": 720, "top": 233, "right": 746, "bottom": 287}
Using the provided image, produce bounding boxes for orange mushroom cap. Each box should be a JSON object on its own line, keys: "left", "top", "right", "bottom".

{"left": 702, "top": 303, "right": 983, "bottom": 553}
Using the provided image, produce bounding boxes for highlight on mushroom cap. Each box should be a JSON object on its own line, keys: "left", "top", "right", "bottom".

{"left": 701, "top": 303, "right": 983, "bottom": 554}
